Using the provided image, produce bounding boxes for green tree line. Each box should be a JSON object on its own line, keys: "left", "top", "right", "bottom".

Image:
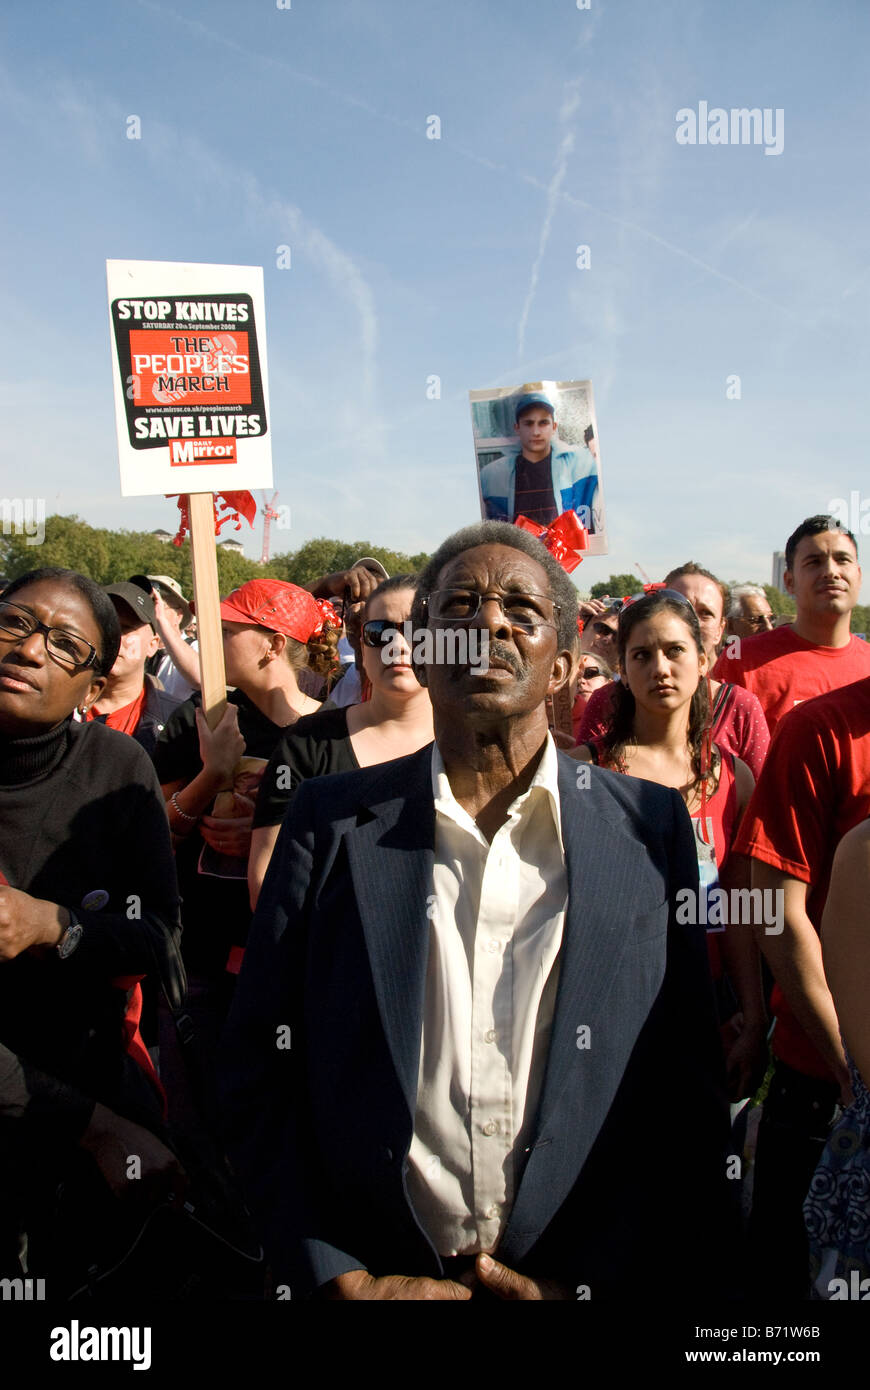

{"left": 3, "top": 520, "right": 868, "bottom": 636}
{"left": 0, "top": 515, "right": 430, "bottom": 595}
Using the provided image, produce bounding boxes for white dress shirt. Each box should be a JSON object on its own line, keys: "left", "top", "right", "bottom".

{"left": 406, "top": 736, "right": 567, "bottom": 1257}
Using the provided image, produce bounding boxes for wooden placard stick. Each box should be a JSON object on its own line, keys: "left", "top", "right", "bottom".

{"left": 547, "top": 680, "right": 576, "bottom": 748}
{"left": 187, "top": 492, "right": 227, "bottom": 729}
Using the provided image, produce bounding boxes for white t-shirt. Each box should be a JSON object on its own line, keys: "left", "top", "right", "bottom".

{"left": 156, "top": 640, "right": 198, "bottom": 700}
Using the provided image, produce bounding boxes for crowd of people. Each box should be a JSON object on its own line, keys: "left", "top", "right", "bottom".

{"left": 1, "top": 511, "right": 869, "bottom": 1302}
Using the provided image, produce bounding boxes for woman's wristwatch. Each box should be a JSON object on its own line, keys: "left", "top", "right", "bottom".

{"left": 57, "top": 909, "right": 83, "bottom": 959}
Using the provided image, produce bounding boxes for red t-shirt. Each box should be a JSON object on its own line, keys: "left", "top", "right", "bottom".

{"left": 576, "top": 680, "right": 769, "bottom": 779}
{"left": 594, "top": 742, "right": 739, "bottom": 981}
{"left": 691, "top": 747, "right": 739, "bottom": 876}
{"left": 87, "top": 686, "right": 147, "bottom": 737}
{"left": 711, "top": 626, "right": 870, "bottom": 737}
{"left": 734, "top": 676, "right": 870, "bottom": 1079}
{"left": 691, "top": 749, "right": 739, "bottom": 983}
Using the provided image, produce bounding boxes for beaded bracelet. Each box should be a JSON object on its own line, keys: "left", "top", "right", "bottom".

{"left": 170, "top": 791, "right": 198, "bottom": 825}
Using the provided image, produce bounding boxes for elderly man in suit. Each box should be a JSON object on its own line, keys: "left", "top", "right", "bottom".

{"left": 222, "top": 521, "right": 736, "bottom": 1300}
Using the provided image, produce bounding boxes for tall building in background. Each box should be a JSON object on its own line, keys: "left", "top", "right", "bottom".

{"left": 772, "top": 551, "right": 787, "bottom": 593}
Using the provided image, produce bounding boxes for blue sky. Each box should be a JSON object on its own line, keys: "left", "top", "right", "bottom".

{"left": 2, "top": 0, "right": 869, "bottom": 596}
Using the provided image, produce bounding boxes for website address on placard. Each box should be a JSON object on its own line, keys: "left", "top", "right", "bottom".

{"left": 685, "top": 1349, "right": 821, "bottom": 1364}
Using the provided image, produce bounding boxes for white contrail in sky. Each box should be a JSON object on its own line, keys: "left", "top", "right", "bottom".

{"left": 516, "top": 80, "right": 582, "bottom": 360}
{"left": 137, "top": 0, "right": 817, "bottom": 330}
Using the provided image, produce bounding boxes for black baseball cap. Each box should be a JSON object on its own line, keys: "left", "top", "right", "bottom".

{"left": 104, "top": 582, "right": 157, "bottom": 631}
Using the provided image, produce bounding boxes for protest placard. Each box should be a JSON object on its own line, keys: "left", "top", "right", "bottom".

{"left": 107, "top": 259, "right": 273, "bottom": 497}
{"left": 469, "top": 379, "right": 607, "bottom": 556}
{"left": 107, "top": 259, "right": 273, "bottom": 724}
{"left": 547, "top": 683, "right": 576, "bottom": 744}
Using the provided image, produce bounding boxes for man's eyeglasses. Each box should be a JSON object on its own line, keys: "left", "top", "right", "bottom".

{"left": 425, "top": 589, "right": 560, "bottom": 633}
{"left": 361, "top": 619, "right": 404, "bottom": 649}
{"left": 745, "top": 613, "right": 775, "bottom": 629}
{"left": 0, "top": 600, "right": 99, "bottom": 670}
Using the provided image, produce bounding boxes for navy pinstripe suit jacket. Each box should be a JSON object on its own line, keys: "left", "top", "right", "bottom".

{"left": 222, "top": 744, "right": 738, "bottom": 1298}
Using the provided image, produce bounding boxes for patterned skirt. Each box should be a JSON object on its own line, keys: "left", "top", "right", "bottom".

{"left": 804, "top": 1101, "right": 870, "bottom": 1299}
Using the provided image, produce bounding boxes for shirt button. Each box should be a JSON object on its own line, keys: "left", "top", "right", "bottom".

{"left": 484, "top": 1029, "right": 497, "bottom": 1044}
{"left": 482, "top": 1120, "right": 499, "bottom": 1136}
{"left": 486, "top": 939, "right": 500, "bottom": 954}
{"left": 485, "top": 1204, "right": 499, "bottom": 1220}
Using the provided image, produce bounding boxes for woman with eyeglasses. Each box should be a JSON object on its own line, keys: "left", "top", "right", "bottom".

{"left": 0, "top": 567, "right": 185, "bottom": 1278}
{"left": 572, "top": 589, "right": 767, "bottom": 1102}
{"left": 249, "top": 575, "right": 434, "bottom": 907}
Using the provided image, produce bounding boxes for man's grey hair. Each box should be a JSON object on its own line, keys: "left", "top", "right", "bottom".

{"left": 411, "top": 521, "right": 579, "bottom": 653}
{"left": 727, "top": 583, "right": 768, "bottom": 620}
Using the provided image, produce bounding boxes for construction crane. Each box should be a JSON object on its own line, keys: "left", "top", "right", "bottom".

{"left": 635, "top": 562, "right": 652, "bottom": 586}
{"left": 259, "top": 491, "right": 280, "bottom": 565}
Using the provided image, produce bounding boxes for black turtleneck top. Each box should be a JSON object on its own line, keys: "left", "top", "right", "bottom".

{"left": 0, "top": 717, "right": 181, "bottom": 1124}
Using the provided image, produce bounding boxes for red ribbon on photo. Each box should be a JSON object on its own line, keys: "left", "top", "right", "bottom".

{"left": 513, "top": 509, "right": 588, "bottom": 574}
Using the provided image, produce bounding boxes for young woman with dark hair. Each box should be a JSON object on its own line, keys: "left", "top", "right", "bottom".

{"left": 577, "top": 563, "right": 770, "bottom": 779}
{"left": 573, "top": 589, "right": 767, "bottom": 1101}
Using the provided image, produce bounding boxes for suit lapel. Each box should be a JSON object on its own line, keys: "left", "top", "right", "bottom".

{"left": 343, "top": 746, "right": 435, "bottom": 1119}
{"left": 342, "top": 745, "right": 670, "bottom": 1264}
{"left": 499, "top": 758, "right": 669, "bottom": 1264}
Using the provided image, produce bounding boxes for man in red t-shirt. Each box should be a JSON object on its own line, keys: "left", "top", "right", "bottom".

{"left": 711, "top": 515, "right": 870, "bottom": 735}
{"left": 735, "top": 674, "right": 870, "bottom": 1295}
{"left": 87, "top": 584, "right": 180, "bottom": 757}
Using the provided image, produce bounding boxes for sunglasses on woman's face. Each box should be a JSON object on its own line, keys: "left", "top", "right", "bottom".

{"left": 361, "top": 619, "right": 405, "bottom": 648}
{"left": 579, "top": 666, "right": 601, "bottom": 679}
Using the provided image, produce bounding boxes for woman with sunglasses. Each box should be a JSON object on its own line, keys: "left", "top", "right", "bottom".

{"left": 570, "top": 655, "right": 612, "bottom": 744}
{"left": 0, "top": 568, "right": 184, "bottom": 1278}
{"left": 572, "top": 589, "right": 767, "bottom": 1102}
{"left": 249, "top": 575, "right": 434, "bottom": 906}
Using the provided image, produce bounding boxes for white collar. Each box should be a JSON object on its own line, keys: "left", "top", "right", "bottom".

{"left": 431, "top": 734, "right": 563, "bottom": 850}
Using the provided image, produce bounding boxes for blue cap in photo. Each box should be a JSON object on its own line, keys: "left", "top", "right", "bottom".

{"left": 514, "top": 391, "right": 555, "bottom": 420}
